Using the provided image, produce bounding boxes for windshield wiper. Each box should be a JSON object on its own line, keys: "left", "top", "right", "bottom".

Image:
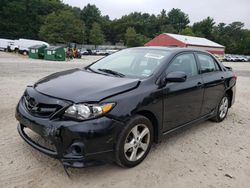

{"left": 85, "top": 67, "right": 104, "bottom": 75}
{"left": 97, "top": 68, "right": 125, "bottom": 77}
{"left": 85, "top": 67, "right": 95, "bottom": 72}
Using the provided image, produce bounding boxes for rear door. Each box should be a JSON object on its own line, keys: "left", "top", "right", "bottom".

{"left": 195, "top": 52, "right": 226, "bottom": 115}
{"left": 163, "top": 52, "right": 204, "bottom": 131}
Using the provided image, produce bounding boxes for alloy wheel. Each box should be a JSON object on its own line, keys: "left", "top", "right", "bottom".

{"left": 219, "top": 96, "right": 229, "bottom": 119}
{"left": 124, "top": 124, "right": 150, "bottom": 162}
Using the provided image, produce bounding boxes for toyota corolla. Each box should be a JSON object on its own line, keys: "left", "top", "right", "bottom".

{"left": 16, "top": 47, "right": 236, "bottom": 168}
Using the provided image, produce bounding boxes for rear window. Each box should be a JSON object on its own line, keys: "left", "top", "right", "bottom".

{"left": 197, "top": 53, "right": 220, "bottom": 73}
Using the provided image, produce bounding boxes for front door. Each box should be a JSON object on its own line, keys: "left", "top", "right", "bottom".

{"left": 162, "top": 52, "right": 204, "bottom": 132}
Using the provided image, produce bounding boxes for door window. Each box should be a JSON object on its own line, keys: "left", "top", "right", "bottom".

{"left": 197, "top": 53, "right": 220, "bottom": 73}
{"left": 166, "top": 53, "right": 198, "bottom": 77}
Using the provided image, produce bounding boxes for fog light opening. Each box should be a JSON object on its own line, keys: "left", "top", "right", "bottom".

{"left": 73, "top": 145, "right": 82, "bottom": 154}
{"left": 70, "top": 142, "right": 84, "bottom": 155}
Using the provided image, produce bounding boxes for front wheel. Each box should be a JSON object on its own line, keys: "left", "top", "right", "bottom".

{"left": 212, "top": 94, "right": 229, "bottom": 122}
{"left": 115, "top": 115, "right": 153, "bottom": 168}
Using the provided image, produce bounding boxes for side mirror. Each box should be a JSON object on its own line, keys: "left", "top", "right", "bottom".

{"left": 165, "top": 71, "right": 187, "bottom": 83}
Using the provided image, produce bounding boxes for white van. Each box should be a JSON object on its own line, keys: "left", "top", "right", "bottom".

{"left": 10, "top": 38, "right": 49, "bottom": 54}
{"left": 0, "top": 38, "right": 15, "bottom": 51}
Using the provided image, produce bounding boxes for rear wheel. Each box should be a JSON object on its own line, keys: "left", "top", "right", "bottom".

{"left": 212, "top": 94, "right": 229, "bottom": 122}
{"left": 115, "top": 115, "right": 153, "bottom": 168}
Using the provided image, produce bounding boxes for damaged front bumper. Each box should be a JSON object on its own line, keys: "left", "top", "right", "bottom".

{"left": 17, "top": 124, "right": 105, "bottom": 168}
{"left": 15, "top": 92, "right": 125, "bottom": 168}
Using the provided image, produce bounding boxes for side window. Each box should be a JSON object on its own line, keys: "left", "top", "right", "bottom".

{"left": 197, "top": 53, "right": 220, "bottom": 73}
{"left": 166, "top": 53, "right": 198, "bottom": 77}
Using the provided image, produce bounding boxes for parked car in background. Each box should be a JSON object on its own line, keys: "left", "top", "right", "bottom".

{"left": 95, "top": 50, "right": 109, "bottom": 55}
{"left": 224, "top": 56, "right": 233, "bottom": 62}
{"left": 231, "top": 56, "right": 238, "bottom": 62}
{"left": 106, "top": 49, "right": 119, "bottom": 55}
{"left": 234, "top": 56, "right": 242, "bottom": 62}
{"left": 10, "top": 38, "right": 49, "bottom": 55}
{"left": 80, "top": 48, "right": 92, "bottom": 55}
{"left": 16, "top": 47, "right": 236, "bottom": 168}
{"left": 91, "top": 49, "right": 113, "bottom": 56}
{"left": 91, "top": 49, "right": 97, "bottom": 55}
{"left": 238, "top": 56, "right": 248, "bottom": 62}
{"left": 224, "top": 55, "right": 249, "bottom": 62}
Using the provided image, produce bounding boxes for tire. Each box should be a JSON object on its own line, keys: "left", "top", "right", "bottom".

{"left": 211, "top": 94, "right": 229, "bottom": 122}
{"left": 115, "top": 115, "right": 153, "bottom": 168}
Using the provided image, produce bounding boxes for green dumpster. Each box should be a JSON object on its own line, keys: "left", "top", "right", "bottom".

{"left": 44, "top": 46, "right": 65, "bottom": 61}
{"left": 29, "top": 45, "right": 47, "bottom": 59}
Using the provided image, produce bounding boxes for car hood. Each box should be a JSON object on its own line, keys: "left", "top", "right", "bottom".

{"left": 34, "top": 69, "right": 140, "bottom": 102}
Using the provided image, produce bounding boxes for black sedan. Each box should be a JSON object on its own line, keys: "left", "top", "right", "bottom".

{"left": 16, "top": 47, "right": 236, "bottom": 168}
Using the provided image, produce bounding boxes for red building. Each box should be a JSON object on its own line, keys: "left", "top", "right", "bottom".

{"left": 145, "top": 33, "right": 225, "bottom": 55}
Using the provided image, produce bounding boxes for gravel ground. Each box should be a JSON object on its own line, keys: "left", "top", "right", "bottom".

{"left": 0, "top": 52, "right": 249, "bottom": 188}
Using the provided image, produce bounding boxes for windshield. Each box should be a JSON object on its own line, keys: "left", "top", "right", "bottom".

{"left": 89, "top": 48, "right": 170, "bottom": 78}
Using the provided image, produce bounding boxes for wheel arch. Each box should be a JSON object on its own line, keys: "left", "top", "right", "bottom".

{"left": 226, "top": 88, "right": 233, "bottom": 108}
{"left": 136, "top": 110, "right": 161, "bottom": 143}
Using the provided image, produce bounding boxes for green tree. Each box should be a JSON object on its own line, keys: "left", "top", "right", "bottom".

{"left": 39, "top": 10, "right": 85, "bottom": 44}
{"left": 125, "top": 27, "right": 138, "bottom": 47}
{"left": 156, "top": 9, "right": 176, "bottom": 34}
{"left": 0, "top": 0, "right": 64, "bottom": 39}
{"left": 192, "top": 17, "right": 215, "bottom": 40}
{"left": 136, "top": 34, "right": 150, "bottom": 46}
{"left": 181, "top": 27, "right": 195, "bottom": 36}
{"left": 112, "top": 12, "right": 158, "bottom": 44}
{"left": 89, "top": 22, "right": 105, "bottom": 48}
{"left": 125, "top": 27, "right": 149, "bottom": 47}
{"left": 241, "top": 30, "right": 250, "bottom": 54}
{"left": 100, "top": 15, "right": 115, "bottom": 44}
{"left": 167, "top": 8, "right": 190, "bottom": 33}
{"left": 211, "top": 22, "right": 249, "bottom": 54}
{"left": 81, "top": 4, "right": 102, "bottom": 43}
{"left": 226, "top": 22, "right": 245, "bottom": 54}
{"left": 159, "top": 25, "right": 176, "bottom": 34}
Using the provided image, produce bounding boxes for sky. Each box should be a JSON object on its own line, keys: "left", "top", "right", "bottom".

{"left": 63, "top": 0, "right": 250, "bottom": 29}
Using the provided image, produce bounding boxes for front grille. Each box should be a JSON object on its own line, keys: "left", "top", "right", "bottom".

{"left": 23, "top": 91, "right": 64, "bottom": 118}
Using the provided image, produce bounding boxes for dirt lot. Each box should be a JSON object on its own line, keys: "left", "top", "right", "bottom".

{"left": 0, "top": 52, "right": 249, "bottom": 188}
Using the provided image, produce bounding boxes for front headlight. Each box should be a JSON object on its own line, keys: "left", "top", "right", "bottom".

{"left": 64, "top": 103, "right": 115, "bottom": 120}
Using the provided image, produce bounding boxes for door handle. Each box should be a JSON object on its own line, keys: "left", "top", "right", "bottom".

{"left": 221, "top": 76, "right": 224, "bottom": 80}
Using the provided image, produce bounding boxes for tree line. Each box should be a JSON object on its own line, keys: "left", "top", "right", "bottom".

{"left": 0, "top": 0, "right": 249, "bottom": 54}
